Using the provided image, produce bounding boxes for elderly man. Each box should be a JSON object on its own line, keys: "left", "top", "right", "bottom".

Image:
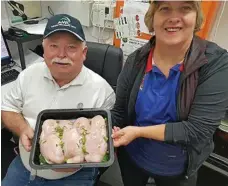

{"left": 1, "top": 14, "right": 115, "bottom": 186}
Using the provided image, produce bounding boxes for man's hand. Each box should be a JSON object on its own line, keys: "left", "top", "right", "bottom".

{"left": 111, "top": 126, "right": 140, "bottom": 147}
{"left": 20, "top": 125, "right": 34, "bottom": 152}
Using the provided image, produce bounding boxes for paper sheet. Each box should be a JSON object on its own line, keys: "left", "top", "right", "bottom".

{"left": 114, "top": 2, "right": 150, "bottom": 38}
{"left": 123, "top": 1, "right": 149, "bottom": 15}
{"left": 14, "top": 20, "right": 47, "bottom": 35}
{"left": 120, "top": 37, "right": 148, "bottom": 63}
{"left": 123, "top": 2, "right": 150, "bottom": 35}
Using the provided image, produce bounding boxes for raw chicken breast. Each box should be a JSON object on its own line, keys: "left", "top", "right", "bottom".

{"left": 39, "top": 119, "right": 58, "bottom": 147}
{"left": 73, "top": 117, "right": 91, "bottom": 134}
{"left": 41, "top": 119, "right": 58, "bottom": 137}
{"left": 39, "top": 115, "right": 108, "bottom": 164}
{"left": 85, "top": 115, "right": 108, "bottom": 162}
{"left": 58, "top": 120, "right": 73, "bottom": 131}
{"left": 40, "top": 119, "right": 65, "bottom": 164}
{"left": 40, "top": 134, "right": 65, "bottom": 164}
{"left": 62, "top": 127, "right": 84, "bottom": 163}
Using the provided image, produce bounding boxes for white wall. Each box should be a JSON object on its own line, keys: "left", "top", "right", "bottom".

{"left": 1, "top": 1, "right": 10, "bottom": 30}
{"left": 1, "top": 1, "right": 114, "bottom": 60}
{"left": 40, "top": 1, "right": 114, "bottom": 44}
{"left": 209, "top": 1, "right": 228, "bottom": 50}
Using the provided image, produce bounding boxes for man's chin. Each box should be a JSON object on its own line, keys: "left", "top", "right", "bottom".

{"left": 50, "top": 70, "right": 70, "bottom": 79}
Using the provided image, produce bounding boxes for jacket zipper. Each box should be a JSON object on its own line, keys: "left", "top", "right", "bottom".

{"left": 177, "top": 73, "right": 192, "bottom": 179}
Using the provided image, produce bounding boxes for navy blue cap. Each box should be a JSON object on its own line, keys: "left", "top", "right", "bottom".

{"left": 44, "top": 14, "right": 85, "bottom": 41}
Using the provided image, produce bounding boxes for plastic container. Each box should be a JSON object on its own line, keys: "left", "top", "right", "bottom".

{"left": 29, "top": 108, "right": 114, "bottom": 170}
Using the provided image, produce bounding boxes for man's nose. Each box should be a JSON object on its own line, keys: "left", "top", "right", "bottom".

{"left": 57, "top": 47, "right": 67, "bottom": 58}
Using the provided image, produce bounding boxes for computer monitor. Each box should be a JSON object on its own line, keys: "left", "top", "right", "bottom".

{"left": 1, "top": 27, "right": 13, "bottom": 67}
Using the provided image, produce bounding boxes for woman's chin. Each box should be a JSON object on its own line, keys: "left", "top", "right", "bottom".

{"left": 161, "top": 38, "right": 185, "bottom": 46}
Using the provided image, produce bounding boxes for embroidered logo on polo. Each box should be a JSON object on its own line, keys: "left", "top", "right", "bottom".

{"left": 140, "top": 73, "right": 146, "bottom": 90}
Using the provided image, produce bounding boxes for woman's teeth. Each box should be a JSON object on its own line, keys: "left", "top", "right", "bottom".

{"left": 165, "top": 28, "right": 181, "bottom": 32}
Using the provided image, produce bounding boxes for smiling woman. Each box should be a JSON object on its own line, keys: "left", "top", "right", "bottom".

{"left": 111, "top": 1, "right": 228, "bottom": 186}
{"left": 146, "top": 1, "right": 202, "bottom": 52}
{"left": 144, "top": 1, "right": 203, "bottom": 33}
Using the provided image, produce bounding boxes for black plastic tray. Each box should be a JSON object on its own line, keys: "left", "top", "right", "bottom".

{"left": 29, "top": 108, "right": 114, "bottom": 170}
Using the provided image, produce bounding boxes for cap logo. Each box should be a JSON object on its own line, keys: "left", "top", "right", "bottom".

{"left": 51, "top": 16, "right": 76, "bottom": 29}
{"left": 58, "top": 16, "right": 71, "bottom": 26}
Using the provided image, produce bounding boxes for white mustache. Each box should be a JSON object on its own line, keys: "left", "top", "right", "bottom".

{"left": 51, "top": 57, "right": 73, "bottom": 65}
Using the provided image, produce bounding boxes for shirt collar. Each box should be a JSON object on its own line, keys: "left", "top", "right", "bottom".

{"left": 44, "top": 64, "right": 87, "bottom": 86}
{"left": 145, "top": 49, "right": 184, "bottom": 73}
{"left": 145, "top": 49, "right": 153, "bottom": 73}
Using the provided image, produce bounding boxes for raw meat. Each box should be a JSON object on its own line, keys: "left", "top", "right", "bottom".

{"left": 73, "top": 117, "right": 91, "bottom": 135}
{"left": 41, "top": 119, "right": 58, "bottom": 137}
{"left": 40, "top": 133, "right": 65, "bottom": 164}
{"left": 39, "top": 115, "right": 108, "bottom": 164}
{"left": 85, "top": 115, "right": 108, "bottom": 162}
{"left": 58, "top": 120, "right": 73, "bottom": 130}
{"left": 62, "top": 127, "right": 84, "bottom": 163}
{"left": 40, "top": 119, "right": 65, "bottom": 164}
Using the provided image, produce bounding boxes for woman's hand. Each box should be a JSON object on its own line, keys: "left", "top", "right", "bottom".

{"left": 111, "top": 126, "right": 140, "bottom": 147}
{"left": 112, "top": 126, "right": 120, "bottom": 133}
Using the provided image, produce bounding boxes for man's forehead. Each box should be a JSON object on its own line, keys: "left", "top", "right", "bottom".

{"left": 45, "top": 31, "right": 82, "bottom": 43}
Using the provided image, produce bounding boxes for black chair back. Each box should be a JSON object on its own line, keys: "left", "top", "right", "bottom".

{"left": 85, "top": 42, "right": 123, "bottom": 91}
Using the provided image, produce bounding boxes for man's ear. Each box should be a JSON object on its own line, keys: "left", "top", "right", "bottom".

{"left": 42, "top": 40, "right": 45, "bottom": 58}
{"left": 82, "top": 46, "right": 88, "bottom": 61}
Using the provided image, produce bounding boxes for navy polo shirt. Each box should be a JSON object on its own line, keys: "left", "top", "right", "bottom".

{"left": 125, "top": 49, "right": 187, "bottom": 176}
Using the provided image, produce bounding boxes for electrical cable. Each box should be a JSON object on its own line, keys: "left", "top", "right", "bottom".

{"left": 48, "top": 6, "right": 54, "bottom": 16}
